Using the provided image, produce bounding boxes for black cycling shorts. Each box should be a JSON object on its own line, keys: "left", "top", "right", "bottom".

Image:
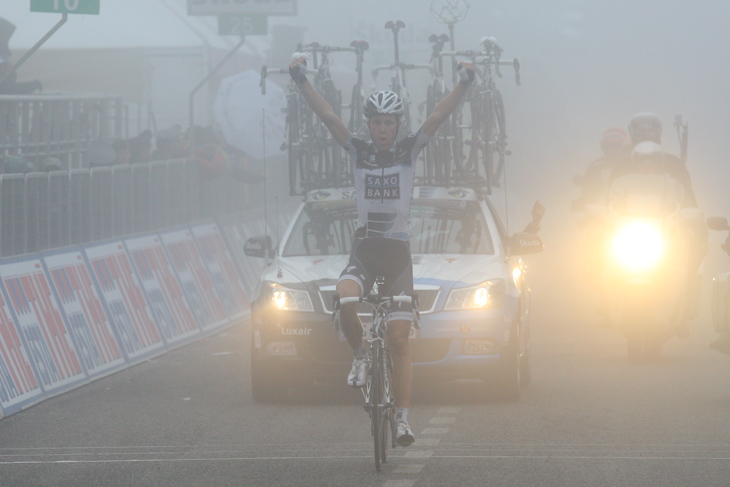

{"left": 337, "top": 235, "right": 413, "bottom": 322}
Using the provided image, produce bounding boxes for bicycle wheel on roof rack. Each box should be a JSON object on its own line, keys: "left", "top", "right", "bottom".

{"left": 287, "top": 95, "right": 302, "bottom": 195}
{"left": 391, "top": 81, "right": 412, "bottom": 136}
{"left": 481, "top": 93, "right": 496, "bottom": 193}
{"left": 424, "top": 82, "right": 438, "bottom": 184}
{"left": 492, "top": 88, "right": 507, "bottom": 185}
{"left": 349, "top": 84, "right": 365, "bottom": 136}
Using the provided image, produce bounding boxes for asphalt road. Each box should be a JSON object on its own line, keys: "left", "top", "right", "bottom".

{"left": 3, "top": 218, "right": 730, "bottom": 487}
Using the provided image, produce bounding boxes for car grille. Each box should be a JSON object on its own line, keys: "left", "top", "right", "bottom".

{"left": 307, "top": 338, "right": 452, "bottom": 365}
{"left": 319, "top": 289, "right": 440, "bottom": 314}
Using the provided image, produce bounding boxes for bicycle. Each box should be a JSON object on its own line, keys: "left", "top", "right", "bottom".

{"left": 332, "top": 287, "right": 419, "bottom": 472}
{"left": 440, "top": 37, "right": 520, "bottom": 191}
{"left": 420, "top": 33, "right": 455, "bottom": 185}
{"left": 372, "top": 21, "right": 434, "bottom": 136}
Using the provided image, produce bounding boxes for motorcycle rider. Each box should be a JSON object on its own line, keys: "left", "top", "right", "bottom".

{"left": 289, "top": 54, "right": 474, "bottom": 447}
{"left": 572, "top": 127, "right": 631, "bottom": 212}
{"left": 608, "top": 112, "right": 707, "bottom": 332}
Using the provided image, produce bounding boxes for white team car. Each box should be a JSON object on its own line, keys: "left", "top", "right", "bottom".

{"left": 245, "top": 186, "right": 542, "bottom": 402}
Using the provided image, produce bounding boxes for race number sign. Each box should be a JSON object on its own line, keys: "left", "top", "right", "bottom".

{"left": 0, "top": 259, "right": 85, "bottom": 394}
{"left": 30, "top": 0, "right": 101, "bottom": 15}
{"left": 160, "top": 229, "right": 228, "bottom": 330}
{"left": 188, "top": 0, "right": 296, "bottom": 16}
{"left": 44, "top": 251, "right": 125, "bottom": 378}
{"left": 84, "top": 242, "right": 164, "bottom": 359}
{"left": 125, "top": 236, "right": 199, "bottom": 344}
{"left": 218, "top": 14, "right": 267, "bottom": 36}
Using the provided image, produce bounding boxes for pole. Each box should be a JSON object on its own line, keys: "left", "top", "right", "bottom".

{"left": 0, "top": 14, "right": 68, "bottom": 86}
{"left": 188, "top": 35, "right": 246, "bottom": 128}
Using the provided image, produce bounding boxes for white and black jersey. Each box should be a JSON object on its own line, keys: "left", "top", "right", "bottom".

{"left": 342, "top": 129, "right": 431, "bottom": 241}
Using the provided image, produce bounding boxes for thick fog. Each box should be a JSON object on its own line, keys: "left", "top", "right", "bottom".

{"left": 6, "top": 0, "right": 730, "bottom": 317}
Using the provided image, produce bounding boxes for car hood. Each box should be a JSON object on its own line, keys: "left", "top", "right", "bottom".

{"left": 260, "top": 253, "right": 507, "bottom": 288}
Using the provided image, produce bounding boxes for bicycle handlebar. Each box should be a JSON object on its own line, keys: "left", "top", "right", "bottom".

{"left": 259, "top": 65, "right": 318, "bottom": 94}
{"left": 301, "top": 42, "right": 367, "bottom": 55}
{"left": 438, "top": 52, "right": 520, "bottom": 86}
{"left": 371, "top": 63, "right": 435, "bottom": 78}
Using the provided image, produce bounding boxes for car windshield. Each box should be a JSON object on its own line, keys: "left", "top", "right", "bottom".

{"left": 282, "top": 199, "right": 494, "bottom": 257}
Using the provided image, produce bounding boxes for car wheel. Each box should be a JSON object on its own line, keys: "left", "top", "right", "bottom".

{"left": 488, "top": 324, "right": 521, "bottom": 402}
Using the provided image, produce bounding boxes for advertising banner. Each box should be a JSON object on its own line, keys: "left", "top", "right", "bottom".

{"left": 84, "top": 242, "right": 164, "bottom": 359}
{"left": 0, "top": 259, "right": 85, "bottom": 395}
{"left": 125, "top": 235, "right": 199, "bottom": 343}
{"left": 43, "top": 251, "right": 125, "bottom": 378}
{"left": 0, "top": 282, "right": 41, "bottom": 415}
{"left": 191, "top": 223, "right": 249, "bottom": 319}
{"left": 160, "top": 229, "right": 228, "bottom": 330}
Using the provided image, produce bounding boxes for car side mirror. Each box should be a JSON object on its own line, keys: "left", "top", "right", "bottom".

{"left": 707, "top": 216, "right": 730, "bottom": 231}
{"left": 507, "top": 232, "right": 544, "bottom": 256}
{"left": 244, "top": 236, "right": 273, "bottom": 258}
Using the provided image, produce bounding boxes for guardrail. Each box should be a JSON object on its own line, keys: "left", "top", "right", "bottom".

{"left": 0, "top": 93, "right": 125, "bottom": 170}
{"left": 0, "top": 159, "right": 248, "bottom": 258}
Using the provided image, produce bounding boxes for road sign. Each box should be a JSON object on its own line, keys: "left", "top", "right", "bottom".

{"left": 188, "top": 0, "right": 296, "bottom": 16}
{"left": 218, "top": 14, "right": 267, "bottom": 36}
{"left": 30, "top": 0, "right": 101, "bottom": 15}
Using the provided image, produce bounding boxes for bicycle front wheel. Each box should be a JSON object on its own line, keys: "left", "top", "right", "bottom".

{"left": 370, "top": 344, "right": 383, "bottom": 472}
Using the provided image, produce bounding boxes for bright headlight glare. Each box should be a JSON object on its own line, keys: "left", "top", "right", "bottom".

{"left": 611, "top": 220, "right": 664, "bottom": 272}
{"left": 268, "top": 286, "right": 314, "bottom": 311}
{"left": 445, "top": 279, "right": 506, "bottom": 310}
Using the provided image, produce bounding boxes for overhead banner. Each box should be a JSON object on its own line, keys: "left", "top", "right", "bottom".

{"left": 191, "top": 223, "right": 249, "bottom": 319}
{"left": 187, "top": 0, "right": 296, "bottom": 16}
{"left": 0, "top": 283, "right": 41, "bottom": 415}
{"left": 160, "top": 229, "right": 228, "bottom": 330}
{"left": 84, "top": 242, "right": 165, "bottom": 359}
{"left": 0, "top": 259, "right": 85, "bottom": 395}
{"left": 44, "top": 251, "right": 126, "bottom": 378}
{"left": 125, "top": 235, "right": 199, "bottom": 343}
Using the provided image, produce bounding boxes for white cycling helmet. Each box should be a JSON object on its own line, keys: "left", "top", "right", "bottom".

{"left": 364, "top": 91, "right": 404, "bottom": 118}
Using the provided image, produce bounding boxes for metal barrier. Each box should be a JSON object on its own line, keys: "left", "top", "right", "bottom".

{"left": 0, "top": 159, "right": 248, "bottom": 258}
{"left": 48, "top": 170, "right": 70, "bottom": 249}
{"left": 0, "top": 94, "right": 125, "bottom": 170}
{"left": 90, "top": 167, "right": 114, "bottom": 242}
{"left": 0, "top": 175, "right": 26, "bottom": 257}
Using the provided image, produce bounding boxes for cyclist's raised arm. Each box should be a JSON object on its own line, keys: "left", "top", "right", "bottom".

{"left": 421, "top": 61, "right": 474, "bottom": 137}
{"left": 289, "top": 57, "right": 351, "bottom": 146}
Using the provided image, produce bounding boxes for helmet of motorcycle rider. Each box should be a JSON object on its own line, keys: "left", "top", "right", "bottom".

{"left": 628, "top": 112, "right": 662, "bottom": 144}
{"left": 600, "top": 126, "right": 629, "bottom": 155}
{"left": 364, "top": 91, "right": 404, "bottom": 119}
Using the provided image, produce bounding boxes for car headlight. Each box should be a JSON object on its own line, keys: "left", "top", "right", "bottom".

{"left": 445, "top": 279, "right": 506, "bottom": 310}
{"left": 263, "top": 283, "right": 314, "bottom": 312}
{"left": 611, "top": 219, "right": 664, "bottom": 272}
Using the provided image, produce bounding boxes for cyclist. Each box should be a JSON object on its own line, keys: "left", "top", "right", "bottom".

{"left": 290, "top": 54, "right": 474, "bottom": 447}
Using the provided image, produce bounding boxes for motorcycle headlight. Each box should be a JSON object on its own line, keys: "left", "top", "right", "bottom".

{"left": 610, "top": 219, "right": 664, "bottom": 272}
{"left": 445, "top": 279, "right": 506, "bottom": 310}
{"left": 264, "top": 283, "right": 314, "bottom": 312}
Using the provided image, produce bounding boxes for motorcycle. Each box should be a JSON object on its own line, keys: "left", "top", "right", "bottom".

{"left": 585, "top": 142, "right": 703, "bottom": 363}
